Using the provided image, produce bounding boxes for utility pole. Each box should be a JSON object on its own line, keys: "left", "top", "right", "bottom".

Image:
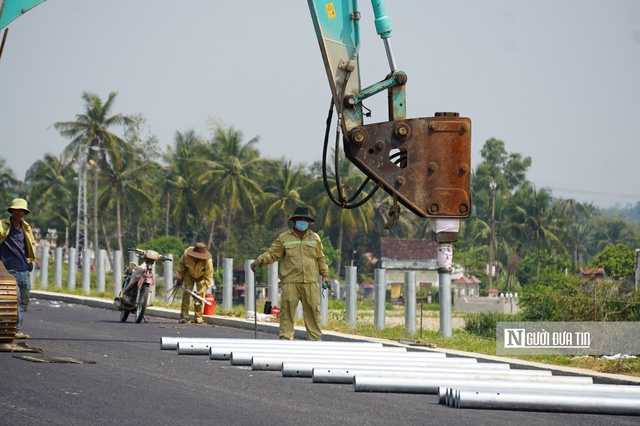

{"left": 488, "top": 181, "right": 497, "bottom": 290}
{"left": 76, "top": 146, "right": 89, "bottom": 261}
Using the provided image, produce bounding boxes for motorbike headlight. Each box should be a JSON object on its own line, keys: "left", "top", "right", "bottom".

{"left": 145, "top": 250, "right": 160, "bottom": 261}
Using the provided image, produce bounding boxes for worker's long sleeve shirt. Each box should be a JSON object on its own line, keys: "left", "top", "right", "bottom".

{"left": 257, "top": 228, "right": 328, "bottom": 284}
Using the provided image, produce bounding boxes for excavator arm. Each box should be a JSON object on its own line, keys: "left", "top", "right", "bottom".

{"left": 307, "top": 0, "right": 472, "bottom": 219}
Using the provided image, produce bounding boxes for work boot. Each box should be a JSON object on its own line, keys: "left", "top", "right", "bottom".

{"left": 178, "top": 318, "right": 188, "bottom": 324}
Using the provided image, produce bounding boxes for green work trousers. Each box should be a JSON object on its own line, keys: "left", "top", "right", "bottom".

{"left": 180, "top": 277, "right": 208, "bottom": 320}
{"left": 279, "top": 282, "right": 322, "bottom": 341}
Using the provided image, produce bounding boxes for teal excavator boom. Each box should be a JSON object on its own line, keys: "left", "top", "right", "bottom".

{"left": 307, "top": 0, "right": 472, "bottom": 220}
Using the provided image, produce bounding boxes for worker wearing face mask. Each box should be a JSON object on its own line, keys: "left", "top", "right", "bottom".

{"left": 251, "top": 206, "right": 329, "bottom": 340}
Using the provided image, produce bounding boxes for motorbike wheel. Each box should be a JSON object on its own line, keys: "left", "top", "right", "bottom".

{"left": 135, "top": 286, "right": 150, "bottom": 323}
{"left": 120, "top": 308, "right": 130, "bottom": 323}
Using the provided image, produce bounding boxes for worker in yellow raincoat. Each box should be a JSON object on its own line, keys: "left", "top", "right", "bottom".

{"left": 176, "top": 243, "right": 213, "bottom": 324}
{"left": 252, "top": 206, "right": 329, "bottom": 340}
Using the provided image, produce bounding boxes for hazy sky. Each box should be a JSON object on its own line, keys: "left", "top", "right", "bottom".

{"left": 1, "top": 0, "right": 639, "bottom": 209}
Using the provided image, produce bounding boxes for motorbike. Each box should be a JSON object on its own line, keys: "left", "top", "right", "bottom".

{"left": 114, "top": 248, "right": 171, "bottom": 323}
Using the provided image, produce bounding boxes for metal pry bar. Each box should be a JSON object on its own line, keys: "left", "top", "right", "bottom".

{"left": 180, "top": 285, "right": 212, "bottom": 305}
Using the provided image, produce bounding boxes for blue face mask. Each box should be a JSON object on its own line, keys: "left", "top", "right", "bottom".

{"left": 294, "top": 220, "right": 309, "bottom": 232}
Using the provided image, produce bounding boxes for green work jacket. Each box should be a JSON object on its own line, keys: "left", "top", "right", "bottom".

{"left": 0, "top": 217, "right": 36, "bottom": 264}
{"left": 257, "top": 228, "right": 328, "bottom": 284}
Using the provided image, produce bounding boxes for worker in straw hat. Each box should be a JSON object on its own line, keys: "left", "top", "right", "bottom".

{"left": 176, "top": 242, "right": 213, "bottom": 324}
{"left": 0, "top": 198, "right": 36, "bottom": 339}
{"left": 251, "top": 206, "right": 329, "bottom": 341}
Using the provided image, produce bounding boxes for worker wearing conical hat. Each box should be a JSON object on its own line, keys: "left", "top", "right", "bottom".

{"left": 176, "top": 242, "right": 213, "bottom": 324}
{"left": 0, "top": 198, "right": 36, "bottom": 339}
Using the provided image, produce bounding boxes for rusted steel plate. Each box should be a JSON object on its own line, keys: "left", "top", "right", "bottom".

{"left": 344, "top": 113, "right": 472, "bottom": 218}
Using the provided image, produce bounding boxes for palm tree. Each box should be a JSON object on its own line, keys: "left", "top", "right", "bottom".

{"left": 263, "top": 158, "right": 307, "bottom": 228}
{"left": 100, "top": 142, "right": 153, "bottom": 254}
{"left": 505, "top": 183, "right": 568, "bottom": 279}
{"left": 0, "top": 157, "right": 18, "bottom": 207}
{"left": 558, "top": 198, "right": 596, "bottom": 268}
{"left": 304, "top": 149, "right": 373, "bottom": 277}
{"left": 24, "top": 154, "right": 75, "bottom": 246}
{"left": 592, "top": 216, "right": 639, "bottom": 251}
{"left": 54, "top": 91, "right": 134, "bottom": 253}
{"left": 198, "top": 125, "right": 269, "bottom": 251}
{"left": 161, "top": 130, "right": 208, "bottom": 239}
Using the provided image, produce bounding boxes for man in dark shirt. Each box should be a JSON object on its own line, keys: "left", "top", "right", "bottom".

{"left": 0, "top": 198, "right": 36, "bottom": 339}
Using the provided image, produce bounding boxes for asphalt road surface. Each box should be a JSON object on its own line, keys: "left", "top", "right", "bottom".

{"left": 0, "top": 298, "right": 638, "bottom": 426}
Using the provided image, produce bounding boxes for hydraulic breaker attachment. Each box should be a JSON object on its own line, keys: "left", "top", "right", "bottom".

{"left": 308, "top": 0, "right": 472, "bottom": 218}
{"left": 346, "top": 113, "right": 471, "bottom": 218}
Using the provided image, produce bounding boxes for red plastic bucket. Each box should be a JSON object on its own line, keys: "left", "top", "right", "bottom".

{"left": 271, "top": 306, "right": 280, "bottom": 318}
{"left": 203, "top": 294, "right": 216, "bottom": 315}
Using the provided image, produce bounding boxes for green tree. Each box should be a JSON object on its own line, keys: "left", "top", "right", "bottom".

{"left": 505, "top": 183, "right": 568, "bottom": 280}
{"left": 472, "top": 138, "right": 532, "bottom": 218}
{"left": 161, "top": 130, "right": 209, "bottom": 240}
{"left": 0, "top": 157, "right": 18, "bottom": 208}
{"left": 588, "top": 244, "right": 636, "bottom": 280}
{"left": 54, "top": 91, "right": 134, "bottom": 251}
{"left": 199, "top": 125, "right": 269, "bottom": 252}
{"left": 303, "top": 149, "right": 373, "bottom": 277}
{"left": 591, "top": 216, "right": 640, "bottom": 252}
{"left": 24, "top": 154, "right": 75, "bottom": 246}
{"left": 100, "top": 141, "right": 153, "bottom": 254}
{"left": 262, "top": 158, "right": 307, "bottom": 229}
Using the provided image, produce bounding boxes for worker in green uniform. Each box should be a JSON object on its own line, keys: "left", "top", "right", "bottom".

{"left": 176, "top": 243, "right": 213, "bottom": 324}
{"left": 251, "top": 206, "right": 329, "bottom": 340}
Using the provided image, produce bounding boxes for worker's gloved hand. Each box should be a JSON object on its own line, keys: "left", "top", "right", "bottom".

{"left": 321, "top": 276, "right": 330, "bottom": 290}
{"left": 250, "top": 259, "right": 262, "bottom": 272}
{"left": 176, "top": 279, "right": 183, "bottom": 287}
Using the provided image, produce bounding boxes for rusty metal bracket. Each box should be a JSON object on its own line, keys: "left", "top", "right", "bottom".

{"left": 344, "top": 112, "right": 472, "bottom": 218}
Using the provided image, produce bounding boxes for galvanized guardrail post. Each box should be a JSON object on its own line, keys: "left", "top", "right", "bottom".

{"left": 268, "top": 262, "right": 278, "bottom": 307}
{"left": 40, "top": 245, "right": 49, "bottom": 289}
{"left": 82, "top": 249, "right": 91, "bottom": 295}
{"left": 245, "top": 259, "right": 255, "bottom": 316}
{"left": 163, "top": 254, "right": 173, "bottom": 303}
{"left": 404, "top": 271, "right": 416, "bottom": 335}
{"left": 54, "top": 247, "right": 63, "bottom": 289}
{"left": 374, "top": 268, "right": 386, "bottom": 330}
{"left": 223, "top": 258, "right": 233, "bottom": 312}
{"left": 113, "top": 250, "right": 123, "bottom": 295}
{"left": 320, "top": 275, "right": 328, "bottom": 325}
{"left": 151, "top": 260, "right": 156, "bottom": 302}
{"left": 345, "top": 266, "right": 357, "bottom": 328}
{"left": 67, "top": 247, "right": 76, "bottom": 290}
{"left": 97, "top": 249, "right": 105, "bottom": 293}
